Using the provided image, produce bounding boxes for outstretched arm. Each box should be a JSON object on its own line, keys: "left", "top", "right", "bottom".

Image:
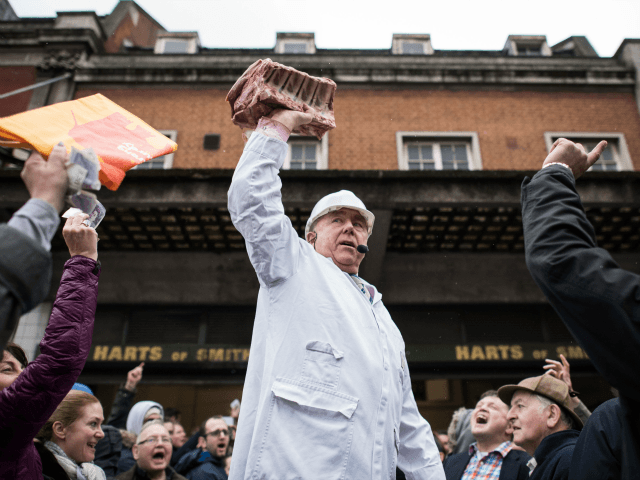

{"left": 522, "top": 138, "right": 640, "bottom": 403}
{"left": 543, "top": 354, "right": 591, "bottom": 423}
{"left": 228, "top": 110, "right": 313, "bottom": 287}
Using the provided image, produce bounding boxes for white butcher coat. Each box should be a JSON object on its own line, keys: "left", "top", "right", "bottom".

{"left": 227, "top": 132, "right": 445, "bottom": 480}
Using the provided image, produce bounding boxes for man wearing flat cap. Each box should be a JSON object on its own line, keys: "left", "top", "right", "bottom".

{"left": 228, "top": 109, "right": 444, "bottom": 480}
{"left": 498, "top": 375, "right": 582, "bottom": 480}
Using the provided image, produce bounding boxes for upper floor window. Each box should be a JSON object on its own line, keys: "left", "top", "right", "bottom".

{"left": 283, "top": 134, "right": 328, "bottom": 170}
{"left": 544, "top": 132, "right": 633, "bottom": 172}
{"left": 504, "top": 35, "right": 551, "bottom": 57}
{"left": 391, "top": 34, "right": 433, "bottom": 55}
{"left": 131, "top": 130, "right": 177, "bottom": 170}
{"left": 396, "top": 132, "right": 482, "bottom": 171}
{"left": 154, "top": 33, "right": 200, "bottom": 54}
{"left": 275, "top": 33, "right": 316, "bottom": 54}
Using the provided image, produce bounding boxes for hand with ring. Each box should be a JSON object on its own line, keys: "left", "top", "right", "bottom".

{"left": 62, "top": 213, "right": 99, "bottom": 261}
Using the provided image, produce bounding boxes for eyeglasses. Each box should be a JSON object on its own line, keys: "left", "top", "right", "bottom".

{"left": 137, "top": 436, "right": 172, "bottom": 446}
{"left": 205, "top": 429, "right": 229, "bottom": 438}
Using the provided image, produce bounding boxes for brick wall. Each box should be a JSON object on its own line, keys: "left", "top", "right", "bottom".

{"left": 0, "top": 66, "right": 35, "bottom": 117}
{"left": 75, "top": 86, "right": 640, "bottom": 171}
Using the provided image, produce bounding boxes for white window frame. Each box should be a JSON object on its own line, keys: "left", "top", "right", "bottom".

{"left": 154, "top": 37, "right": 198, "bottom": 54}
{"left": 131, "top": 130, "right": 177, "bottom": 170}
{"left": 396, "top": 131, "right": 482, "bottom": 171}
{"left": 544, "top": 132, "right": 633, "bottom": 171}
{"left": 391, "top": 34, "right": 434, "bottom": 55}
{"left": 283, "top": 134, "right": 328, "bottom": 170}
{"left": 275, "top": 36, "right": 316, "bottom": 54}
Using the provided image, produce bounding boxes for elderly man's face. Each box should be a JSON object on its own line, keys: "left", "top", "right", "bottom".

{"left": 307, "top": 208, "right": 368, "bottom": 274}
{"left": 507, "top": 391, "right": 551, "bottom": 455}
{"left": 133, "top": 424, "right": 172, "bottom": 474}
{"left": 471, "top": 395, "right": 510, "bottom": 443}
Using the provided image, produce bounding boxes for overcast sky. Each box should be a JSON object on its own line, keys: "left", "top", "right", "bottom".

{"left": 13, "top": 0, "right": 640, "bottom": 57}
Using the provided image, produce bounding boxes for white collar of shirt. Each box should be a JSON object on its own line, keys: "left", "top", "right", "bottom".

{"left": 527, "top": 457, "right": 537, "bottom": 476}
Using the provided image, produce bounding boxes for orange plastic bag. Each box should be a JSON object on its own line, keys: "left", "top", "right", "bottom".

{"left": 0, "top": 94, "right": 177, "bottom": 190}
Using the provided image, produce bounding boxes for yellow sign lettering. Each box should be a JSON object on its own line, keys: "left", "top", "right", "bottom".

{"left": 138, "top": 346, "right": 150, "bottom": 361}
{"left": 485, "top": 345, "right": 499, "bottom": 360}
{"left": 470, "top": 346, "right": 485, "bottom": 361}
{"left": 124, "top": 346, "right": 137, "bottom": 361}
{"left": 93, "top": 346, "right": 109, "bottom": 361}
{"left": 107, "top": 346, "right": 122, "bottom": 361}
{"left": 511, "top": 345, "right": 523, "bottom": 360}
{"left": 455, "top": 345, "right": 469, "bottom": 360}
{"left": 149, "top": 346, "right": 162, "bottom": 361}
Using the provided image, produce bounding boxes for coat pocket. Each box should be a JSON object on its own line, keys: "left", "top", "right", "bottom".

{"left": 252, "top": 378, "right": 358, "bottom": 480}
{"left": 301, "top": 340, "right": 343, "bottom": 388}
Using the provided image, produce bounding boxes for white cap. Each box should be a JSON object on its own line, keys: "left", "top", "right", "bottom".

{"left": 305, "top": 190, "right": 375, "bottom": 237}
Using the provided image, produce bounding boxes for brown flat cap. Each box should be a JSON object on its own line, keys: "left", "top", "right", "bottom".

{"left": 498, "top": 375, "right": 583, "bottom": 429}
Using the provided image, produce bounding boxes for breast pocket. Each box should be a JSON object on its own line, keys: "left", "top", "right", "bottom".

{"left": 301, "top": 340, "right": 343, "bottom": 388}
{"left": 253, "top": 378, "right": 358, "bottom": 480}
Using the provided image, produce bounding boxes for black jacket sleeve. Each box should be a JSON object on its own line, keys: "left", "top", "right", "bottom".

{"left": 0, "top": 225, "right": 52, "bottom": 348}
{"left": 107, "top": 387, "right": 137, "bottom": 429}
{"left": 521, "top": 166, "right": 640, "bottom": 403}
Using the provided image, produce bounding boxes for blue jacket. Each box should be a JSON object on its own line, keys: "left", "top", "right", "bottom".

{"left": 530, "top": 430, "right": 579, "bottom": 480}
{"left": 569, "top": 398, "right": 622, "bottom": 480}
{"left": 444, "top": 446, "right": 530, "bottom": 480}
{"left": 174, "top": 449, "right": 227, "bottom": 480}
{"left": 521, "top": 165, "right": 640, "bottom": 478}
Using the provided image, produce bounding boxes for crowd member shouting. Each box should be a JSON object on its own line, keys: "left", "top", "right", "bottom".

{"left": 174, "top": 416, "right": 228, "bottom": 480}
{"left": 1, "top": 144, "right": 69, "bottom": 348}
{"left": 444, "top": 390, "right": 530, "bottom": 480}
{"left": 35, "top": 390, "right": 107, "bottom": 480}
{"left": 228, "top": 109, "right": 443, "bottom": 479}
{"left": 116, "top": 420, "right": 186, "bottom": 480}
{"left": 117, "top": 400, "right": 164, "bottom": 474}
{"left": 0, "top": 212, "right": 100, "bottom": 479}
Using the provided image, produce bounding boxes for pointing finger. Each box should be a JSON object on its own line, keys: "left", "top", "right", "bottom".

{"left": 586, "top": 140, "right": 608, "bottom": 167}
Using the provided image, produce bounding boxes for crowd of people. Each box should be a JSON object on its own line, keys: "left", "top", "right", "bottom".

{"left": 0, "top": 106, "right": 638, "bottom": 480}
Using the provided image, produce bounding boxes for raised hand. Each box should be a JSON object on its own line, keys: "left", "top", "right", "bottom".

{"left": 544, "top": 354, "right": 579, "bottom": 407}
{"left": 20, "top": 144, "right": 69, "bottom": 212}
{"left": 62, "top": 213, "right": 98, "bottom": 261}
{"left": 542, "top": 138, "right": 608, "bottom": 179}
{"left": 124, "top": 362, "right": 145, "bottom": 392}
{"left": 268, "top": 109, "right": 314, "bottom": 133}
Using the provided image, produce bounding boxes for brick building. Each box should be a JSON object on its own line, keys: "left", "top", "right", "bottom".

{"left": 1, "top": 0, "right": 640, "bottom": 431}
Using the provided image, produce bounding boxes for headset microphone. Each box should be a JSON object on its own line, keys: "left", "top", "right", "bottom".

{"left": 357, "top": 245, "right": 369, "bottom": 254}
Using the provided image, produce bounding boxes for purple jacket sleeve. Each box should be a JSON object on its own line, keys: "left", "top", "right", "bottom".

{"left": 0, "top": 256, "right": 100, "bottom": 451}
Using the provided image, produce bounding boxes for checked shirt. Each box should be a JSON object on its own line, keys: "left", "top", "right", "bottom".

{"left": 461, "top": 441, "right": 514, "bottom": 480}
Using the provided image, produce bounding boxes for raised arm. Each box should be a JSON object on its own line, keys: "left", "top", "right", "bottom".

{"left": 0, "top": 213, "right": 100, "bottom": 451}
{"left": 227, "top": 110, "right": 313, "bottom": 286}
{"left": 522, "top": 138, "right": 640, "bottom": 403}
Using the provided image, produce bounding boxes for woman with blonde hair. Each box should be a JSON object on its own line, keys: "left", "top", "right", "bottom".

{"left": 36, "top": 390, "right": 107, "bottom": 480}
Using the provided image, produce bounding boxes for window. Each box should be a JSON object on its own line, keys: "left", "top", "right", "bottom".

{"left": 396, "top": 132, "right": 482, "bottom": 171}
{"left": 283, "top": 134, "right": 328, "bottom": 170}
{"left": 131, "top": 130, "right": 177, "bottom": 170}
{"left": 275, "top": 33, "right": 316, "bottom": 54}
{"left": 544, "top": 132, "right": 633, "bottom": 172}
{"left": 154, "top": 34, "right": 199, "bottom": 54}
{"left": 391, "top": 34, "right": 433, "bottom": 55}
{"left": 503, "top": 35, "right": 551, "bottom": 57}
{"left": 283, "top": 42, "right": 308, "bottom": 54}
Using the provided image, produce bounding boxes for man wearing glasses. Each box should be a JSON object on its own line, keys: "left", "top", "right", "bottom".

{"left": 117, "top": 420, "right": 187, "bottom": 480}
{"left": 175, "top": 416, "right": 228, "bottom": 480}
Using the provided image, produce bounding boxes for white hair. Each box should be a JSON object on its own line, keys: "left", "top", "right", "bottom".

{"left": 532, "top": 393, "right": 574, "bottom": 429}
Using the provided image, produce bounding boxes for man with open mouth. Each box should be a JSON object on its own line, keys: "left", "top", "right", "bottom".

{"left": 174, "top": 416, "right": 228, "bottom": 480}
{"left": 443, "top": 390, "right": 530, "bottom": 480}
{"left": 117, "top": 420, "right": 187, "bottom": 480}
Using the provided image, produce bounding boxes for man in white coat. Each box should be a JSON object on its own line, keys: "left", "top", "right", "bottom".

{"left": 227, "top": 109, "right": 445, "bottom": 480}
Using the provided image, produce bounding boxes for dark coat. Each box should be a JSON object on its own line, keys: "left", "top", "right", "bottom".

{"left": 174, "top": 449, "right": 227, "bottom": 480}
{"left": 521, "top": 165, "right": 640, "bottom": 478}
{"left": 95, "top": 424, "right": 123, "bottom": 479}
{"left": 35, "top": 441, "right": 71, "bottom": 480}
{"left": 0, "top": 224, "right": 52, "bottom": 347}
{"left": 170, "top": 432, "right": 200, "bottom": 467}
{"left": 116, "top": 464, "right": 188, "bottom": 480}
{"left": 0, "top": 256, "right": 100, "bottom": 480}
{"left": 569, "top": 398, "right": 623, "bottom": 480}
{"left": 106, "top": 387, "right": 137, "bottom": 430}
{"left": 117, "top": 448, "right": 135, "bottom": 475}
{"left": 444, "top": 447, "right": 530, "bottom": 480}
{"left": 529, "top": 430, "right": 579, "bottom": 480}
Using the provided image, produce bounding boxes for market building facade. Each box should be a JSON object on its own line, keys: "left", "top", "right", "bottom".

{"left": 1, "top": 0, "right": 640, "bottom": 431}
